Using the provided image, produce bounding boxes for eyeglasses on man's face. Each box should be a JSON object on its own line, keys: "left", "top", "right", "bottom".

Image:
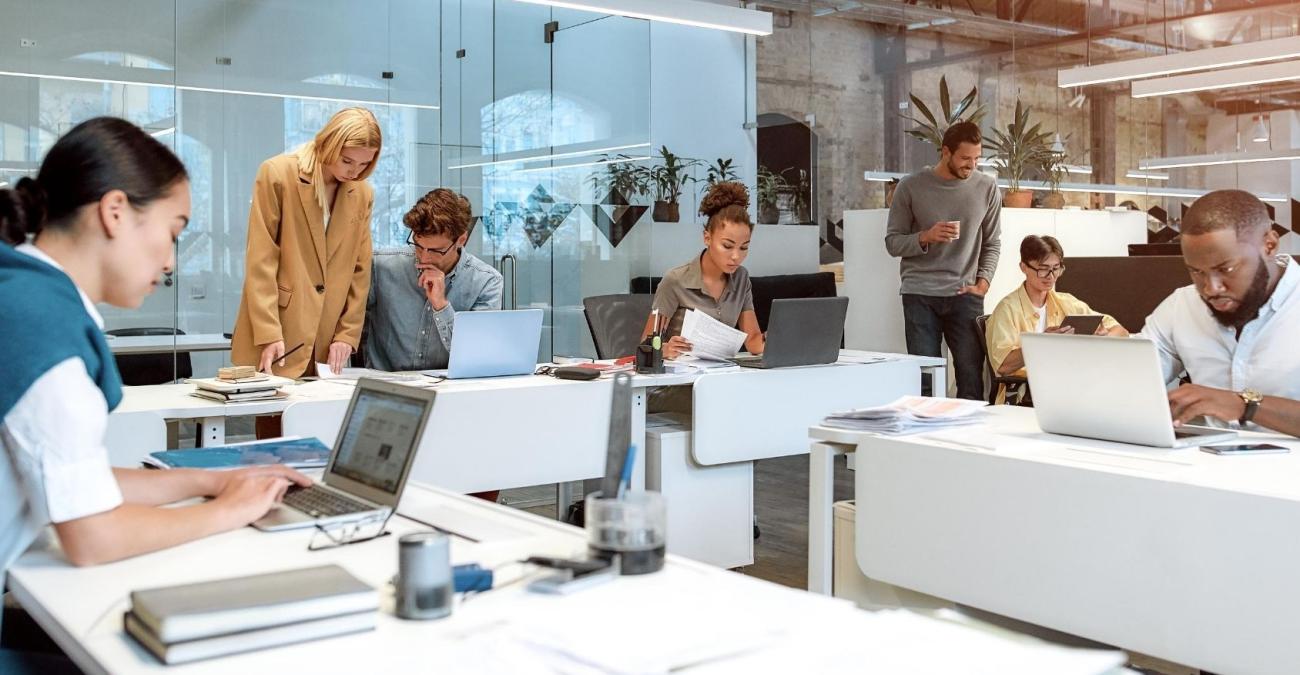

{"left": 406, "top": 232, "right": 454, "bottom": 257}
{"left": 1026, "top": 262, "right": 1066, "bottom": 279}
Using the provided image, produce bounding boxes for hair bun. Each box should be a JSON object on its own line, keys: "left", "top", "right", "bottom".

{"left": 699, "top": 181, "right": 750, "bottom": 218}
{"left": 0, "top": 177, "right": 47, "bottom": 245}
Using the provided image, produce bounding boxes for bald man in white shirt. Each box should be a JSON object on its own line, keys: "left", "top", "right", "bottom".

{"left": 1142, "top": 190, "right": 1300, "bottom": 436}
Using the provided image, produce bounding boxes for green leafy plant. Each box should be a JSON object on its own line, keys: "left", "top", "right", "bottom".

{"left": 589, "top": 155, "right": 650, "bottom": 201}
{"left": 646, "top": 146, "right": 700, "bottom": 205}
{"left": 757, "top": 165, "right": 785, "bottom": 215}
{"left": 902, "top": 75, "right": 988, "bottom": 151}
{"left": 705, "top": 158, "right": 739, "bottom": 187}
{"left": 982, "top": 100, "right": 1054, "bottom": 193}
{"left": 1038, "top": 139, "right": 1072, "bottom": 193}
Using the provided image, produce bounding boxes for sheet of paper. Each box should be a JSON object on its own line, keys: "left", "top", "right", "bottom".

{"left": 316, "top": 362, "right": 422, "bottom": 383}
{"left": 680, "top": 309, "right": 746, "bottom": 360}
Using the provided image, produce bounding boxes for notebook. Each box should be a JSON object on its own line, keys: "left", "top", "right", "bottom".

{"left": 143, "top": 437, "right": 331, "bottom": 470}
{"left": 125, "top": 609, "right": 374, "bottom": 665}
{"left": 128, "top": 564, "right": 377, "bottom": 644}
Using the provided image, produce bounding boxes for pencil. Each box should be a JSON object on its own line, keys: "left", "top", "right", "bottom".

{"left": 277, "top": 342, "right": 306, "bottom": 366}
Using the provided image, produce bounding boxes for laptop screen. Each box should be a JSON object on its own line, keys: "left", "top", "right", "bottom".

{"left": 329, "top": 387, "right": 427, "bottom": 494}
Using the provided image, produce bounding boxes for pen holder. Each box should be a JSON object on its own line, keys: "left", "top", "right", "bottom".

{"left": 584, "top": 491, "right": 666, "bottom": 575}
{"left": 635, "top": 339, "right": 664, "bottom": 375}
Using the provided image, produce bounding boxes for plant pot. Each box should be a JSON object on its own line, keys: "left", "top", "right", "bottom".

{"left": 1003, "top": 190, "right": 1033, "bottom": 208}
{"left": 652, "top": 200, "right": 679, "bottom": 223}
{"left": 1041, "top": 191, "right": 1066, "bottom": 209}
{"left": 775, "top": 189, "right": 799, "bottom": 225}
{"left": 758, "top": 203, "right": 779, "bottom": 225}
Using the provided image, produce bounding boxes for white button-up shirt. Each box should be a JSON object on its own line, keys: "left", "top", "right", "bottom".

{"left": 1143, "top": 256, "right": 1300, "bottom": 408}
{"left": 0, "top": 244, "right": 123, "bottom": 579}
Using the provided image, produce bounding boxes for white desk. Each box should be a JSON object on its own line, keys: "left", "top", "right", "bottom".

{"left": 809, "top": 405, "right": 1300, "bottom": 675}
{"left": 8, "top": 481, "right": 1127, "bottom": 675}
{"left": 106, "top": 333, "right": 231, "bottom": 355}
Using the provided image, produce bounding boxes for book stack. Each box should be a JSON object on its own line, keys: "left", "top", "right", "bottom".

{"left": 189, "top": 373, "right": 294, "bottom": 403}
{"left": 125, "top": 565, "right": 378, "bottom": 665}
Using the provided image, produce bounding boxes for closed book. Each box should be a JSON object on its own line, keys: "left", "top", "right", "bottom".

{"left": 191, "top": 388, "right": 285, "bottom": 403}
{"left": 125, "top": 609, "right": 375, "bottom": 665}
{"left": 129, "top": 565, "right": 377, "bottom": 644}
{"left": 189, "top": 375, "right": 294, "bottom": 394}
{"left": 142, "top": 436, "right": 331, "bottom": 470}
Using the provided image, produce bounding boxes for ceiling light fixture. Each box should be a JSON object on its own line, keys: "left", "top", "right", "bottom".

{"left": 864, "top": 171, "right": 1286, "bottom": 202}
{"left": 1058, "top": 35, "right": 1300, "bottom": 88}
{"left": 1139, "top": 148, "right": 1300, "bottom": 170}
{"left": 1130, "top": 59, "right": 1300, "bottom": 98}
{"left": 1251, "top": 115, "right": 1270, "bottom": 143}
{"left": 1125, "top": 170, "right": 1170, "bottom": 181}
{"left": 513, "top": 0, "right": 773, "bottom": 36}
{"left": 448, "top": 142, "right": 652, "bottom": 171}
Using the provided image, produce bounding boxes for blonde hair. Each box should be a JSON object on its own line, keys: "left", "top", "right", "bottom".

{"left": 295, "top": 107, "right": 382, "bottom": 216}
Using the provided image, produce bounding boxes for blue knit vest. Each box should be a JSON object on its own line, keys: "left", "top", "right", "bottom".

{"left": 0, "top": 244, "right": 122, "bottom": 419}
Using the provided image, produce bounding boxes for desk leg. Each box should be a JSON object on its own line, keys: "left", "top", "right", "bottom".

{"left": 808, "top": 441, "right": 848, "bottom": 595}
{"left": 198, "top": 417, "right": 225, "bottom": 447}
{"left": 555, "top": 482, "right": 574, "bottom": 521}
{"left": 630, "top": 389, "right": 647, "bottom": 490}
{"left": 924, "top": 365, "right": 948, "bottom": 398}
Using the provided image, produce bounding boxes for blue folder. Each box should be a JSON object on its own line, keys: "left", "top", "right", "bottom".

{"left": 144, "top": 437, "right": 331, "bottom": 470}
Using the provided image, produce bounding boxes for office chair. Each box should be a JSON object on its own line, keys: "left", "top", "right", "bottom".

{"left": 974, "top": 315, "right": 1030, "bottom": 406}
{"left": 105, "top": 327, "right": 194, "bottom": 385}
{"left": 582, "top": 294, "right": 654, "bottom": 359}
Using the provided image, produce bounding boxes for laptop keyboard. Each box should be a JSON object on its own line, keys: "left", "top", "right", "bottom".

{"left": 283, "top": 485, "right": 374, "bottom": 518}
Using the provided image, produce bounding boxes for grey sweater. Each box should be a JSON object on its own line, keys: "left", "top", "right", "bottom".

{"left": 885, "top": 168, "right": 1002, "bottom": 296}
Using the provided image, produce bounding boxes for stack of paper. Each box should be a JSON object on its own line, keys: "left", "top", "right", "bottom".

{"left": 822, "top": 395, "right": 988, "bottom": 434}
{"left": 316, "top": 363, "right": 423, "bottom": 383}
{"left": 680, "top": 309, "right": 746, "bottom": 360}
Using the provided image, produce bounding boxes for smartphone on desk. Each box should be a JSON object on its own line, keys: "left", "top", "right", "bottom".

{"left": 1200, "top": 443, "right": 1290, "bottom": 455}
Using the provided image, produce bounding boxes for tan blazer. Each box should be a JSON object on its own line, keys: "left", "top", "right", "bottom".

{"left": 230, "top": 154, "right": 373, "bottom": 376}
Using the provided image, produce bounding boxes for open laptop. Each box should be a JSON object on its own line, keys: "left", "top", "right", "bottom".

{"left": 254, "top": 379, "right": 436, "bottom": 531}
{"left": 1020, "top": 333, "right": 1237, "bottom": 448}
{"left": 420, "top": 308, "right": 543, "bottom": 379}
{"left": 732, "top": 297, "right": 849, "bottom": 369}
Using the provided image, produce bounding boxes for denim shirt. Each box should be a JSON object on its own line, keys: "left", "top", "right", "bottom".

{"left": 364, "top": 247, "right": 503, "bottom": 371}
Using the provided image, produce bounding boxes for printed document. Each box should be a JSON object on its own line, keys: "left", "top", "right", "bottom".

{"left": 680, "top": 309, "right": 746, "bottom": 361}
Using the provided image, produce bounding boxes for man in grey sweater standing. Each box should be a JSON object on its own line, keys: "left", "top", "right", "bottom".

{"left": 886, "top": 122, "right": 1001, "bottom": 400}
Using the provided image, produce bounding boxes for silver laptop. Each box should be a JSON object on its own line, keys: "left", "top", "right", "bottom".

{"left": 1020, "top": 333, "right": 1237, "bottom": 448}
{"left": 254, "top": 379, "right": 436, "bottom": 531}
{"left": 421, "top": 309, "right": 543, "bottom": 379}
{"left": 733, "top": 297, "right": 848, "bottom": 369}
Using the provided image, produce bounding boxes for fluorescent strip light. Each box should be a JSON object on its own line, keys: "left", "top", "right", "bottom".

{"left": 448, "top": 142, "right": 652, "bottom": 170}
{"left": 514, "top": 0, "right": 773, "bottom": 36}
{"left": 1058, "top": 35, "right": 1300, "bottom": 88}
{"left": 149, "top": 127, "right": 175, "bottom": 138}
{"left": 0, "top": 69, "right": 439, "bottom": 110}
{"left": 978, "top": 158, "right": 1092, "bottom": 175}
{"left": 508, "top": 154, "right": 652, "bottom": 174}
{"left": 1131, "top": 59, "right": 1300, "bottom": 98}
{"left": 863, "top": 171, "right": 1287, "bottom": 202}
{"left": 1140, "top": 148, "right": 1300, "bottom": 170}
{"left": 1126, "top": 170, "right": 1169, "bottom": 181}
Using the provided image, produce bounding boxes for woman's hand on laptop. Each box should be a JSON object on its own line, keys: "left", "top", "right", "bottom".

{"left": 212, "top": 471, "right": 301, "bottom": 524}
{"left": 1168, "top": 384, "right": 1246, "bottom": 427}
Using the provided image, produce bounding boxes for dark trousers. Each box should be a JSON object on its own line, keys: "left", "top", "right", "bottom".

{"left": 902, "top": 293, "right": 985, "bottom": 400}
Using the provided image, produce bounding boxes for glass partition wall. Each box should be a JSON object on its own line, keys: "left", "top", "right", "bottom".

{"left": 0, "top": 0, "right": 652, "bottom": 378}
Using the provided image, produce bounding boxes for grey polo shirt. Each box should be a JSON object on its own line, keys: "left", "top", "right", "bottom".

{"left": 364, "top": 247, "right": 503, "bottom": 371}
{"left": 652, "top": 252, "right": 754, "bottom": 338}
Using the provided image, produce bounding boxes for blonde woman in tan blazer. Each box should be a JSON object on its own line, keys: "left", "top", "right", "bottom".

{"left": 231, "top": 107, "right": 381, "bottom": 378}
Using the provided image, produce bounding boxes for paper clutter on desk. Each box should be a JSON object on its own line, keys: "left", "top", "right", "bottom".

{"left": 822, "top": 395, "right": 988, "bottom": 435}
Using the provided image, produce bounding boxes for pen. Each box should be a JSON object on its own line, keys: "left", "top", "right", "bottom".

{"left": 277, "top": 342, "right": 306, "bottom": 366}
{"left": 617, "top": 444, "right": 637, "bottom": 499}
{"left": 652, "top": 308, "right": 660, "bottom": 338}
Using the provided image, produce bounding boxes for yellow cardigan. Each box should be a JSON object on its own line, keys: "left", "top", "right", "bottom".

{"left": 230, "top": 154, "right": 373, "bottom": 377}
{"left": 985, "top": 284, "right": 1121, "bottom": 378}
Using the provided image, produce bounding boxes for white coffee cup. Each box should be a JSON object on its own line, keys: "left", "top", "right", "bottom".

{"left": 946, "top": 220, "right": 961, "bottom": 240}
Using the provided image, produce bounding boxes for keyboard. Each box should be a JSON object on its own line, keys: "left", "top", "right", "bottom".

{"left": 282, "top": 485, "right": 375, "bottom": 518}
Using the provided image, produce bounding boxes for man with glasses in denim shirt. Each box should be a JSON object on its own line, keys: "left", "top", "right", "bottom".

{"left": 364, "top": 188, "right": 503, "bottom": 372}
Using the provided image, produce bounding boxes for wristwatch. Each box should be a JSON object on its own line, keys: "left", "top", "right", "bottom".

{"left": 1238, "top": 388, "right": 1264, "bottom": 425}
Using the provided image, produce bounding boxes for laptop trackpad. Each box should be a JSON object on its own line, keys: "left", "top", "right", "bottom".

{"left": 252, "top": 505, "right": 314, "bottom": 531}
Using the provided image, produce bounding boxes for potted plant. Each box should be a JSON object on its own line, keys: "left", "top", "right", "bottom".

{"left": 1038, "top": 142, "right": 1071, "bottom": 209}
{"left": 646, "top": 146, "right": 699, "bottom": 222}
{"left": 589, "top": 155, "right": 650, "bottom": 204}
{"left": 705, "top": 158, "right": 739, "bottom": 187}
{"left": 902, "top": 75, "right": 988, "bottom": 152}
{"left": 757, "top": 165, "right": 785, "bottom": 224}
{"left": 983, "top": 100, "right": 1053, "bottom": 208}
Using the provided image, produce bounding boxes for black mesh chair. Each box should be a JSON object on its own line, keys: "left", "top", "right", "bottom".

{"left": 750, "top": 272, "right": 838, "bottom": 332}
{"left": 582, "top": 294, "right": 654, "bottom": 359}
{"left": 106, "top": 327, "right": 193, "bottom": 385}
{"left": 974, "top": 315, "right": 1029, "bottom": 406}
